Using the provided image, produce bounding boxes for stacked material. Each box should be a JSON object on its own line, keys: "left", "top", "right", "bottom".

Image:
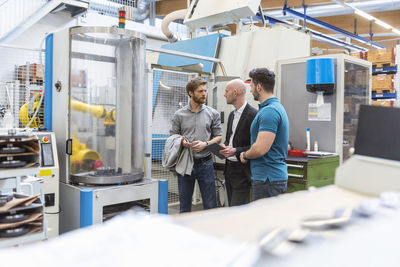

{"left": 0, "top": 130, "right": 45, "bottom": 247}
{"left": 367, "top": 48, "right": 396, "bottom": 68}
{"left": 0, "top": 133, "right": 39, "bottom": 169}
{"left": 0, "top": 194, "right": 43, "bottom": 241}
{"left": 372, "top": 74, "right": 395, "bottom": 94}
{"left": 17, "top": 63, "right": 43, "bottom": 85}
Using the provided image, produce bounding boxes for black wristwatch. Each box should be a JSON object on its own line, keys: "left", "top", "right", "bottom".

{"left": 242, "top": 151, "right": 249, "bottom": 160}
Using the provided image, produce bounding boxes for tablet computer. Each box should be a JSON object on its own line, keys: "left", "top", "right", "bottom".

{"left": 204, "top": 143, "right": 225, "bottom": 159}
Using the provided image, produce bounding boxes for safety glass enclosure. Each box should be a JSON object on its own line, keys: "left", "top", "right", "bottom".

{"left": 68, "top": 27, "right": 146, "bottom": 184}
{"left": 343, "top": 61, "right": 370, "bottom": 160}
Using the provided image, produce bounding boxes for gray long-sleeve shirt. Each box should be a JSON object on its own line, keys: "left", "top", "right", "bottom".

{"left": 170, "top": 104, "right": 222, "bottom": 159}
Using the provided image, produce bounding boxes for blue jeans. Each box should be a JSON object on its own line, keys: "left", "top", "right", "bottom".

{"left": 177, "top": 159, "right": 217, "bottom": 213}
{"left": 252, "top": 179, "right": 287, "bottom": 201}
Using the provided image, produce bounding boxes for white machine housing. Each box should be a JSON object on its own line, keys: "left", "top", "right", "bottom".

{"left": 210, "top": 25, "right": 311, "bottom": 161}
{"left": 51, "top": 28, "right": 70, "bottom": 184}
{"left": 36, "top": 132, "right": 59, "bottom": 238}
{"left": 184, "top": 0, "right": 261, "bottom": 29}
{"left": 49, "top": 27, "right": 160, "bottom": 233}
{"left": 276, "top": 54, "right": 372, "bottom": 161}
{"left": 335, "top": 155, "right": 400, "bottom": 196}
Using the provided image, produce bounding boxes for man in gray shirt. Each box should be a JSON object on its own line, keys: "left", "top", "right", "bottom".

{"left": 170, "top": 77, "right": 222, "bottom": 212}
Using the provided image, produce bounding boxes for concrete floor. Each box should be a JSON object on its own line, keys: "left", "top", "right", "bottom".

{"left": 168, "top": 203, "right": 204, "bottom": 215}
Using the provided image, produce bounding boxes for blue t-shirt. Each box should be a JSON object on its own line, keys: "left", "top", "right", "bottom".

{"left": 250, "top": 97, "right": 289, "bottom": 182}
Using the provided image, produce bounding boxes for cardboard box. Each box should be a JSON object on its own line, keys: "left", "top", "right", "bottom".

{"left": 367, "top": 48, "right": 395, "bottom": 64}
{"left": 71, "top": 69, "right": 87, "bottom": 88}
{"left": 372, "top": 74, "right": 394, "bottom": 91}
{"left": 351, "top": 52, "right": 366, "bottom": 60}
{"left": 17, "top": 63, "right": 43, "bottom": 83}
{"left": 372, "top": 100, "right": 396, "bottom": 107}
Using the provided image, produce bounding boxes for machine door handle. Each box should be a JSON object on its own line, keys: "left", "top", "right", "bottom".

{"left": 287, "top": 164, "right": 304, "bottom": 169}
{"left": 288, "top": 173, "right": 304, "bottom": 178}
{"left": 66, "top": 139, "right": 72, "bottom": 155}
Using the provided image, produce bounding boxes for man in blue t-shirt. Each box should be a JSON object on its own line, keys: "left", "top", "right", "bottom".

{"left": 240, "top": 68, "right": 289, "bottom": 201}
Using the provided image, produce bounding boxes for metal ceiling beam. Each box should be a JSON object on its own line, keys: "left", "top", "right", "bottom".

{"left": 330, "top": 32, "right": 399, "bottom": 38}
{"left": 264, "top": 0, "right": 400, "bottom": 19}
{"left": 255, "top": 13, "right": 367, "bottom": 52}
{"left": 283, "top": 7, "right": 385, "bottom": 49}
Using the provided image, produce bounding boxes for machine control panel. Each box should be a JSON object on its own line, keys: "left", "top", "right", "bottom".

{"left": 35, "top": 131, "right": 59, "bottom": 237}
{"left": 36, "top": 134, "right": 54, "bottom": 167}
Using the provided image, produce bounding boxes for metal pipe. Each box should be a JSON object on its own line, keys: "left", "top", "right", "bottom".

{"left": 161, "top": 9, "right": 187, "bottom": 42}
{"left": 149, "top": 0, "right": 156, "bottom": 26}
{"left": 258, "top": 5, "right": 266, "bottom": 27}
{"left": 134, "top": 0, "right": 151, "bottom": 21}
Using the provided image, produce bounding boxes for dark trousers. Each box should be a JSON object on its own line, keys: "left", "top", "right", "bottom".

{"left": 177, "top": 159, "right": 217, "bottom": 213}
{"left": 225, "top": 160, "right": 251, "bottom": 206}
{"left": 252, "top": 179, "right": 287, "bottom": 201}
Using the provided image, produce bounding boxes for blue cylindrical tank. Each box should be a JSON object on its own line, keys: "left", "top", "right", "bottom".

{"left": 306, "top": 58, "right": 335, "bottom": 94}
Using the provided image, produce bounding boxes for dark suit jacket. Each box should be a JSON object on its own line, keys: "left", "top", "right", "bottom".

{"left": 224, "top": 103, "right": 258, "bottom": 179}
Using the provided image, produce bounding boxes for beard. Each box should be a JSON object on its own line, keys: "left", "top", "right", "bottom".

{"left": 193, "top": 95, "right": 206, "bottom": 104}
{"left": 252, "top": 90, "right": 260, "bottom": 101}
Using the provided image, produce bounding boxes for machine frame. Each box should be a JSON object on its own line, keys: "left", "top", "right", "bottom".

{"left": 275, "top": 53, "right": 372, "bottom": 161}
{"left": 45, "top": 26, "right": 163, "bottom": 233}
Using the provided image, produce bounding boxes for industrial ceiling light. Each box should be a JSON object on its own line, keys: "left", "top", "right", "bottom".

{"left": 375, "top": 20, "right": 392, "bottom": 30}
{"left": 354, "top": 9, "right": 374, "bottom": 21}
{"left": 286, "top": 20, "right": 367, "bottom": 52}
{"left": 354, "top": 10, "right": 399, "bottom": 35}
{"left": 332, "top": 0, "right": 399, "bottom": 46}
{"left": 393, "top": 28, "right": 400, "bottom": 35}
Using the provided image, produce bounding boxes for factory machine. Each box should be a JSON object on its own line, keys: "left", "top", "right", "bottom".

{"left": 36, "top": 131, "right": 59, "bottom": 237}
{"left": 44, "top": 26, "right": 161, "bottom": 233}
{"left": 336, "top": 104, "right": 400, "bottom": 196}
{"left": 0, "top": 130, "right": 47, "bottom": 246}
{"left": 276, "top": 54, "right": 372, "bottom": 161}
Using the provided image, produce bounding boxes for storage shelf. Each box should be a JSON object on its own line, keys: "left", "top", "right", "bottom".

{"left": 0, "top": 228, "right": 46, "bottom": 248}
{"left": 0, "top": 167, "right": 39, "bottom": 179}
{"left": 372, "top": 65, "right": 397, "bottom": 74}
{"left": 372, "top": 93, "right": 397, "bottom": 99}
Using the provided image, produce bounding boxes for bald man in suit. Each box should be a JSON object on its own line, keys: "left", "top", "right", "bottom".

{"left": 219, "top": 79, "right": 257, "bottom": 206}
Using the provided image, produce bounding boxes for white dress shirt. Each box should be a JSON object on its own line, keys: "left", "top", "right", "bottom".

{"left": 227, "top": 102, "right": 247, "bottom": 162}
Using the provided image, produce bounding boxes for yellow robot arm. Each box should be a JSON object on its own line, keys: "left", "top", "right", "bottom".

{"left": 71, "top": 98, "right": 115, "bottom": 125}
{"left": 70, "top": 136, "right": 102, "bottom": 173}
{"left": 19, "top": 93, "right": 43, "bottom": 128}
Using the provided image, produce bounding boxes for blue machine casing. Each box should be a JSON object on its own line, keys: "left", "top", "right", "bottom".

{"left": 306, "top": 58, "right": 335, "bottom": 94}
{"left": 80, "top": 189, "right": 93, "bottom": 228}
{"left": 44, "top": 34, "right": 54, "bottom": 131}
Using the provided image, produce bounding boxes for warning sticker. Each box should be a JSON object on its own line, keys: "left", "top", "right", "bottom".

{"left": 308, "top": 103, "right": 331, "bottom": 121}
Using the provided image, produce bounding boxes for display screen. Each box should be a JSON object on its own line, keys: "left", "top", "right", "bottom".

{"left": 355, "top": 105, "right": 400, "bottom": 161}
{"left": 41, "top": 143, "right": 54, "bottom": 167}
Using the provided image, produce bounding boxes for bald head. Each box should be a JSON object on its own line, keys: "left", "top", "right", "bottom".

{"left": 227, "top": 79, "right": 246, "bottom": 96}
{"left": 224, "top": 79, "right": 247, "bottom": 109}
